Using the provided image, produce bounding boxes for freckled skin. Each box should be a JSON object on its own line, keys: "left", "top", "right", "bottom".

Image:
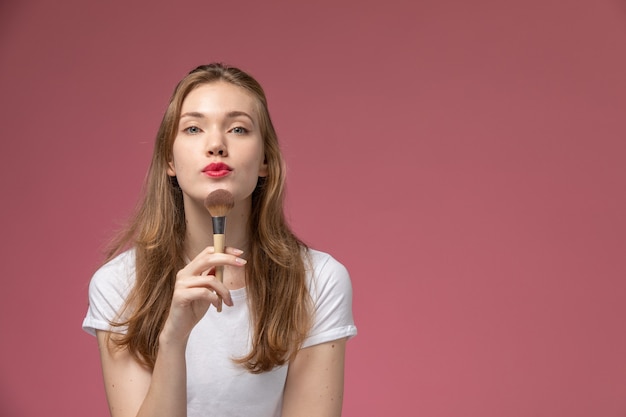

{"left": 277, "top": 338, "right": 348, "bottom": 415}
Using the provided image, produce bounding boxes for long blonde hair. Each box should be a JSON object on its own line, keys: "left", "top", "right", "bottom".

{"left": 106, "top": 63, "right": 311, "bottom": 373}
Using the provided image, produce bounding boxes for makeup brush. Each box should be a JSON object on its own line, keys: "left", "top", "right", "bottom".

{"left": 204, "top": 189, "right": 235, "bottom": 312}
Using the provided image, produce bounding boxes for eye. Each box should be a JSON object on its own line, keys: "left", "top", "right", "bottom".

{"left": 230, "top": 126, "right": 248, "bottom": 135}
{"left": 184, "top": 126, "right": 202, "bottom": 134}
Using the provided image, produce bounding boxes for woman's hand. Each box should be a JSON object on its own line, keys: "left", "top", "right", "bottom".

{"left": 160, "top": 246, "right": 246, "bottom": 344}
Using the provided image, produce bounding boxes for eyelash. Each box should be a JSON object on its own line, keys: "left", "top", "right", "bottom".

{"left": 182, "top": 125, "right": 248, "bottom": 135}
{"left": 183, "top": 126, "right": 202, "bottom": 134}
{"left": 230, "top": 126, "right": 248, "bottom": 135}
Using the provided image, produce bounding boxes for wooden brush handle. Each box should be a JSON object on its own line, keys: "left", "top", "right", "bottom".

{"left": 214, "top": 233, "right": 225, "bottom": 272}
{"left": 214, "top": 233, "right": 225, "bottom": 312}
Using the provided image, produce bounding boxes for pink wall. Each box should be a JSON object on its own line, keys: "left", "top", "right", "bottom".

{"left": 1, "top": 0, "right": 625, "bottom": 415}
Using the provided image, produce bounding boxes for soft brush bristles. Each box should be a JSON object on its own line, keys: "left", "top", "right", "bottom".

{"left": 204, "top": 189, "right": 235, "bottom": 218}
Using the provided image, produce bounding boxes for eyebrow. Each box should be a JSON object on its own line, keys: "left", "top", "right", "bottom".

{"left": 180, "top": 111, "right": 205, "bottom": 119}
{"left": 180, "top": 110, "right": 255, "bottom": 124}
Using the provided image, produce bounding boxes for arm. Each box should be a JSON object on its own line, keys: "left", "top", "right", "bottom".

{"left": 97, "top": 329, "right": 187, "bottom": 417}
{"left": 96, "top": 247, "right": 244, "bottom": 417}
{"left": 282, "top": 338, "right": 348, "bottom": 417}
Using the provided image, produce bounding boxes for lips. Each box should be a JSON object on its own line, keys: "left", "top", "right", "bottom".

{"left": 203, "top": 162, "right": 232, "bottom": 178}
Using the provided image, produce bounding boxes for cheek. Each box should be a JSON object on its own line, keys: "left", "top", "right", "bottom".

{"left": 252, "top": 144, "right": 267, "bottom": 175}
{"left": 167, "top": 140, "right": 189, "bottom": 175}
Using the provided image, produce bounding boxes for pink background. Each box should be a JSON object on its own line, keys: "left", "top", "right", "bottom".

{"left": 1, "top": 0, "right": 625, "bottom": 416}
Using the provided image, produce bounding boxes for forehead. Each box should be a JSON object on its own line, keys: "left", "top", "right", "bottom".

{"left": 181, "top": 82, "right": 259, "bottom": 116}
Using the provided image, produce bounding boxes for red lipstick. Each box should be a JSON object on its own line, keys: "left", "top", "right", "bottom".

{"left": 203, "top": 162, "right": 232, "bottom": 178}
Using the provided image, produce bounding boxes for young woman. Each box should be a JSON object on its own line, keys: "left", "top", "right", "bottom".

{"left": 82, "top": 63, "right": 357, "bottom": 417}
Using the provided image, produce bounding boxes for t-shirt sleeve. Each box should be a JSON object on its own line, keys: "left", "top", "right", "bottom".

{"left": 82, "top": 251, "right": 134, "bottom": 336}
{"left": 302, "top": 251, "right": 357, "bottom": 348}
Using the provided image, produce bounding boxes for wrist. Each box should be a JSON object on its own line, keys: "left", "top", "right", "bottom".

{"left": 158, "top": 325, "right": 189, "bottom": 352}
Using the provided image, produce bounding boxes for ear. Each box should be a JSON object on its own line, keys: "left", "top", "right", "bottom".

{"left": 258, "top": 158, "right": 268, "bottom": 178}
{"left": 167, "top": 160, "right": 176, "bottom": 177}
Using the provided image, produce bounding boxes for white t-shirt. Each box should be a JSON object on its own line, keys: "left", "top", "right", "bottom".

{"left": 82, "top": 248, "right": 357, "bottom": 417}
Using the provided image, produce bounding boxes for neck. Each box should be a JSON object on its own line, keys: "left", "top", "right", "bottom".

{"left": 183, "top": 195, "right": 252, "bottom": 260}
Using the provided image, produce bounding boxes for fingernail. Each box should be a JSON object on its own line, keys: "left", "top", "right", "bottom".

{"left": 235, "top": 257, "right": 247, "bottom": 264}
{"left": 233, "top": 248, "right": 244, "bottom": 255}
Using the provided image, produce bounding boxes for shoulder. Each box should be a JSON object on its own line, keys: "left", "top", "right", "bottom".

{"left": 88, "top": 249, "right": 136, "bottom": 301}
{"left": 301, "top": 248, "right": 357, "bottom": 347}
{"left": 304, "top": 248, "right": 353, "bottom": 304}
{"left": 83, "top": 249, "right": 136, "bottom": 335}
{"left": 306, "top": 248, "right": 349, "bottom": 278}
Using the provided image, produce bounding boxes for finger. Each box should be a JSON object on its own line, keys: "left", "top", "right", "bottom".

{"left": 172, "top": 284, "right": 231, "bottom": 310}
{"left": 224, "top": 247, "right": 244, "bottom": 256}
{"left": 170, "top": 286, "right": 227, "bottom": 318}
{"left": 205, "top": 276, "right": 234, "bottom": 307}
{"left": 196, "top": 246, "right": 244, "bottom": 257}
{"left": 172, "top": 286, "right": 216, "bottom": 306}
{"left": 176, "top": 275, "right": 234, "bottom": 307}
{"left": 187, "top": 252, "right": 247, "bottom": 276}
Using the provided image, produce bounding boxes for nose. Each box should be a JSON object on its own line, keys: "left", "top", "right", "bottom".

{"left": 209, "top": 147, "right": 226, "bottom": 156}
{"left": 206, "top": 130, "right": 228, "bottom": 157}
